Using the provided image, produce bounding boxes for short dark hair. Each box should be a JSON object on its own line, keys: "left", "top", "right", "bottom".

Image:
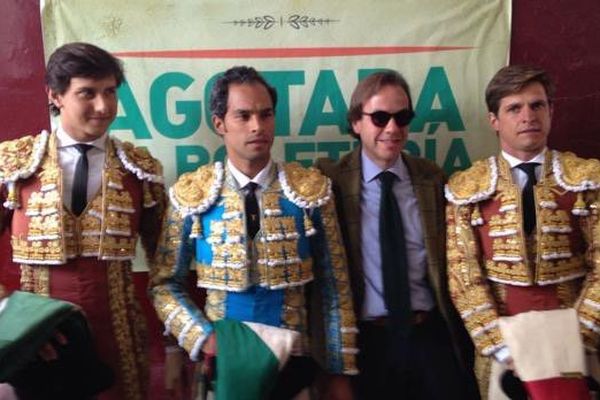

{"left": 347, "top": 70, "right": 413, "bottom": 139}
{"left": 46, "top": 42, "right": 125, "bottom": 116}
{"left": 485, "top": 65, "right": 555, "bottom": 115}
{"left": 209, "top": 66, "right": 277, "bottom": 119}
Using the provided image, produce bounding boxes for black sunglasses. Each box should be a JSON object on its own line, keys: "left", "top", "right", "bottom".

{"left": 362, "top": 109, "right": 415, "bottom": 128}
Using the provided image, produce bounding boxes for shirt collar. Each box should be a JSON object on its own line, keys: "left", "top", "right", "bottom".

{"left": 361, "top": 149, "right": 409, "bottom": 183}
{"left": 56, "top": 125, "right": 108, "bottom": 151}
{"left": 227, "top": 159, "right": 273, "bottom": 190}
{"left": 501, "top": 148, "right": 546, "bottom": 168}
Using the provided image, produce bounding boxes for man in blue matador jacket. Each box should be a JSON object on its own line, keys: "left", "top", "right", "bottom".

{"left": 150, "top": 66, "right": 358, "bottom": 400}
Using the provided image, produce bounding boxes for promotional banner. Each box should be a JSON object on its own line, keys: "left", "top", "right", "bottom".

{"left": 41, "top": 0, "right": 511, "bottom": 188}
{"left": 41, "top": 0, "right": 510, "bottom": 270}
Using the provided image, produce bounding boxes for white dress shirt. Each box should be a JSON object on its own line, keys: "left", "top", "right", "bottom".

{"left": 56, "top": 127, "right": 107, "bottom": 212}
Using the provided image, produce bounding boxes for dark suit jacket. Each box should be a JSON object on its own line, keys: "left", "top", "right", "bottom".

{"left": 316, "top": 146, "right": 474, "bottom": 371}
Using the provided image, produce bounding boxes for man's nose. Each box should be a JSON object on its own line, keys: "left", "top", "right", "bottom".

{"left": 249, "top": 115, "right": 263, "bottom": 132}
{"left": 93, "top": 94, "right": 110, "bottom": 113}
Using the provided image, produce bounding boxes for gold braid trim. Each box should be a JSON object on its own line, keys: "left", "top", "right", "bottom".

{"left": 319, "top": 199, "right": 358, "bottom": 374}
{"left": 447, "top": 203, "right": 504, "bottom": 356}
{"left": 553, "top": 151, "right": 600, "bottom": 191}
{"left": 279, "top": 162, "right": 331, "bottom": 209}
{"left": 0, "top": 131, "right": 48, "bottom": 184}
{"left": 107, "top": 262, "right": 146, "bottom": 400}
{"left": 19, "top": 264, "right": 49, "bottom": 295}
{"left": 445, "top": 157, "right": 497, "bottom": 205}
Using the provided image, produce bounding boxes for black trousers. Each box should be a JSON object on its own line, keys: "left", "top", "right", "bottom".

{"left": 355, "top": 309, "right": 479, "bottom": 400}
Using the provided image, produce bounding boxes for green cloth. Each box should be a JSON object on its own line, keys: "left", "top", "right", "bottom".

{"left": 0, "top": 291, "right": 114, "bottom": 398}
{"left": 214, "top": 320, "right": 296, "bottom": 400}
{"left": 0, "top": 291, "right": 76, "bottom": 382}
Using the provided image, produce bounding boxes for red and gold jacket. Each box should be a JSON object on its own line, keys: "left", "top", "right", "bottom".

{"left": 445, "top": 150, "right": 600, "bottom": 356}
{"left": 0, "top": 130, "right": 166, "bottom": 267}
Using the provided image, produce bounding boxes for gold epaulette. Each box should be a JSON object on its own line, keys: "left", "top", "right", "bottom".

{"left": 0, "top": 131, "right": 49, "bottom": 184}
{"left": 113, "top": 138, "right": 164, "bottom": 183}
{"left": 445, "top": 156, "right": 498, "bottom": 205}
{"left": 553, "top": 150, "right": 600, "bottom": 191}
{"left": 279, "top": 162, "right": 331, "bottom": 209}
{"left": 169, "top": 162, "right": 225, "bottom": 217}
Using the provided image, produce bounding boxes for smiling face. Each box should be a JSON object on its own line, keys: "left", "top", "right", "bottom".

{"left": 48, "top": 75, "right": 118, "bottom": 142}
{"left": 352, "top": 84, "right": 410, "bottom": 170}
{"left": 212, "top": 82, "right": 275, "bottom": 177}
{"left": 489, "top": 82, "right": 552, "bottom": 161}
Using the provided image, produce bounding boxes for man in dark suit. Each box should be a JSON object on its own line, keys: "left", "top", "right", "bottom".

{"left": 317, "top": 70, "right": 478, "bottom": 400}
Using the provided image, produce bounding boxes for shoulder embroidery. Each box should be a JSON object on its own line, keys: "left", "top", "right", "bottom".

{"left": 169, "top": 162, "right": 225, "bottom": 217}
{"left": 552, "top": 150, "right": 600, "bottom": 192}
{"left": 279, "top": 162, "right": 331, "bottom": 209}
{"left": 114, "top": 138, "right": 164, "bottom": 183}
{"left": 445, "top": 156, "right": 498, "bottom": 205}
{"left": 0, "top": 131, "right": 49, "bottom": 184}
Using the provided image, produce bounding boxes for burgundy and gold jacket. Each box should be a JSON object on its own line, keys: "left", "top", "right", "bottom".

{"left": 445, "top": 150, "right": 600, "bottom": 356}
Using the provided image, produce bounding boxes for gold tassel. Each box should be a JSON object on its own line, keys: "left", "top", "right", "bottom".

{"left": 4, "top": 182, "right": 20, "bottom": 209}
{"left": 470, "top": 204, "right": 484, "bottom": 226}
{"left": 143, "top": 181, "right": 156, "bottom": 208}
{"left": 304, "top": 210, "right": 316, "bottom": 237}
{"left": 572, "top": 192, "right": 589, "bottom": 216}
{"left": 190, "top": 214, "right": 202, "bottom": 238}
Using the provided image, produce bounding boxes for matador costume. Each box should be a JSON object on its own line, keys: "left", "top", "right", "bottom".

{"left": 445, "top": 150, "right": 600, "bottom": 394}
{"left": 0, "top": 130, "right": 166, "bottom": 400}
{"left": 151, "top": 161, "right": 358, "bottom": 395}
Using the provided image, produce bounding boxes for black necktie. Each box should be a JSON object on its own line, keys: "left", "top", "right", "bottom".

{"left": 245, "top": 182, "right": 260, "bottom": 238}
{"left": 516, "top": 163, "right": 539, "bottom": 235}
{"left": 72, "top": 144, "right": 93, "bottom": 216}
{"left": 379, "top": 171, "right": 412, "bottom": 363}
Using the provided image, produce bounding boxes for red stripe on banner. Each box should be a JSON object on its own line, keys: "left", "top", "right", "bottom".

{"left": 114, "top": 46, "right": 473, "bottom": 59}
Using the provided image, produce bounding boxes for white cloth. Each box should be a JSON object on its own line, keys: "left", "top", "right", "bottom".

{"left": 498, "top": 309, "right": 586, "bottom": 381}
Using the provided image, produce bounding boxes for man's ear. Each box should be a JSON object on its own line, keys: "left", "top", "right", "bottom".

{"left": 212, "top": 115, "right": 225, "bottom": 136}
{"left": 488, "top": 111, "right": 499, "bottom": 132}
{"left": 47, "top": 87, "right": 62, "bottom": 110}
{"left": 351, "top": 120, "right": 362, "bottom": 139}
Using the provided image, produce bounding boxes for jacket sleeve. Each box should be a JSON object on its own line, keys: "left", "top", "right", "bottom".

{"left": 310, "top": 196, "right": 358, "bottom": 375}
{"left": 139, "top": 181, "right": 167, "bottom": 260}
{"left": 149, "top": 204, "right": 213, "bottom": 361}
{"left": 576, "top": 189, "right": 600, "bottom": 350}
{"left": 446, "top": 202, "right": 505, "bottom": 357}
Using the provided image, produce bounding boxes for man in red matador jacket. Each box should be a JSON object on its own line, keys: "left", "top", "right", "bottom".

{"left": 0, "top": 42, "right": 166, "bottom": 400}
{"left": 446, "top": 65, "right": 600, "bottom": 399}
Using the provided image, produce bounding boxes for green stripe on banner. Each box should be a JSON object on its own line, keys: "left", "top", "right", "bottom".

{"left": 214, "top": 319, "right": 280, "bottom": 400}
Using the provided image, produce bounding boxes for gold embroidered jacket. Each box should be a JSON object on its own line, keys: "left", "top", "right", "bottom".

{"left": 446, "top": 151, "right": 600, "bottom": 356}
{"left": 0, "top": 130, "right": 166, "bottom": 265}
{"left": 150, "top": 161, "right": 358, "bottom": 375}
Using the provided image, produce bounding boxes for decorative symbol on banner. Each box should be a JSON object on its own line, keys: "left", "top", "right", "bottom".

{"left": 224, "top": 15, "right": 339, "bottom": 30}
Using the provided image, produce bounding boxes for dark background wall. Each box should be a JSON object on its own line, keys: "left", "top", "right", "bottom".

{"left": 1, "top": 0, "right": 599, "bottom": 397}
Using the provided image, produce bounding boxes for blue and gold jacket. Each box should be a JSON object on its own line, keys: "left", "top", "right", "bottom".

{"left": 150, "top": 161, "right": 358, "bottom": 375}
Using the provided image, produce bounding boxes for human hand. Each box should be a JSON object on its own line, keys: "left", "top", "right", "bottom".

{"left": 200, "top": 333, "right": 217, "bottom": 382}
{"left": 37, "top": 331, "right": 68, "bottom": 361}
